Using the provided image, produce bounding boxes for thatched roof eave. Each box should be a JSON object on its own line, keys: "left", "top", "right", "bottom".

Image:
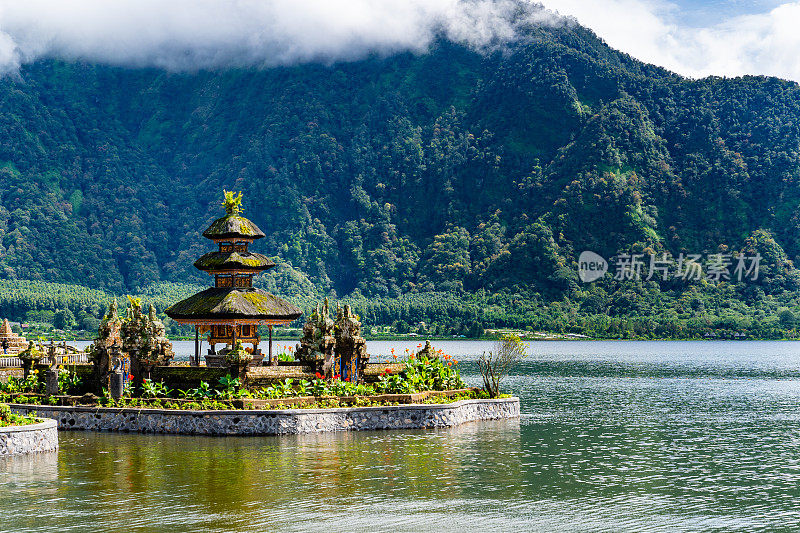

{"left": 194, "top": 251, "right": 276, "bottom": 272}
{"left": 164, "top": 287, "right": 302, "bottom": 323}
{"left": 202, "top": 214, "right": 265, "bottom": 240}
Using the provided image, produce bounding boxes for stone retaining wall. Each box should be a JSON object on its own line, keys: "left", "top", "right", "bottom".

{"left": 0, "top": 419, "right": 58, "bottom": 456}
{"left": 0, "top": 368, "right": 22, "bottom": 382}
{"left": 9, "top": 398, "right": 519, "bottom": 436}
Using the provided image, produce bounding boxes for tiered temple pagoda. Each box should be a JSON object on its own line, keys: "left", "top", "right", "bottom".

{"left": 165, "top": 191, "right": 301, "bottom": 366}
{"left": 0, "top": 319, "right": 28, "bottom": 355}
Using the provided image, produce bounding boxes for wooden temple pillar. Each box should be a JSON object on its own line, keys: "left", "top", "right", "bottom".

{"left": 194, "top": 326, "right": 200, "bottom": 367}
{"left": 269, "top": 325, "right": 275, "bottom": 366}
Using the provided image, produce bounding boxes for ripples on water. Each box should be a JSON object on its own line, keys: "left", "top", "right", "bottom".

{"left": 4, "top": 341, "right": 800, "bottom": 532}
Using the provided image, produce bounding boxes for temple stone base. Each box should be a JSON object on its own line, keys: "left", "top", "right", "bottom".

{"left": 9, "top": 398, "right": 520, "bottom": 436}
{"left": 205, "top": 352, "right": 264, "bottom": 368}
{"left": 0, "top": 419, "right": 58, "bottom": 456}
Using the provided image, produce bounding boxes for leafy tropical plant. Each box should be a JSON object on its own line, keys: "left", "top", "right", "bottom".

{"left": 215, "top": 374, "right": 242, "bottom": 399}
{"left": 0, "top": 374, "right": 43, "bottom": 395}
{"left": 257, "top": 378, "right": 293, "bottom": 399}
{"left": 141, "top": 379, "right": 172, "bottom": 398}
{"left": 403, "top": 354, "right": 465, "bottom": 392}
{"left": 178, "top": 380, "right": 214, "bottom": 400}
{"left": 277, "top": 351, "right": 295, "bottom": 363}
{"left": 374, "top": 371, "right": 414, "bottom": 394}
{"left": 309, "top": 377, "right": 331, "bottom": 397}
{"left": 295, "top": 379, "right": 311, "bottom": 396}
{"left": 57, "top": 367, "right": 82, "bottom": 395}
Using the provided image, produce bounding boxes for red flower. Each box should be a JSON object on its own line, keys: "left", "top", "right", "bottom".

{"left": 315, "top": 372, "right": 322, "bottom": 379}
{"left": 344, "top": 376, "right": 350, "bottom": 382}
{"left": 334, "top": 374, "right": 341, "bottom": 380}
{"left": 384, "top": 368, "right": 392, "bottom": 374}
{"left": 128, "top": 374, "right": 134, "bottom": 380}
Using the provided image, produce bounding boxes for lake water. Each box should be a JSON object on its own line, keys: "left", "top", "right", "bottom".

{"left": 3, "top": 341, "right": 800, "bottom": 532}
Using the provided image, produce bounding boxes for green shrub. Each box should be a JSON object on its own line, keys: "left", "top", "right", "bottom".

{"left": 0, "top": 402, "right": 37, "bottom": 427}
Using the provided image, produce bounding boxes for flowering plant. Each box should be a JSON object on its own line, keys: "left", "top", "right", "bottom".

{"left": 375, "top": 344, "right": 464, "bottom": 393}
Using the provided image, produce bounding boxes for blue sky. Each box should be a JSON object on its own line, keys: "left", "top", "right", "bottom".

{"left": 541, "top": 0, "right": 800, "bottom": 81}
{"left": 673, "top": 0, "right": 785, "bottom": 25}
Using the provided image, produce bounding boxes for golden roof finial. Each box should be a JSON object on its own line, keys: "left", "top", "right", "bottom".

{"left": 222, "top": 190, "right": 243, "bottom": 216}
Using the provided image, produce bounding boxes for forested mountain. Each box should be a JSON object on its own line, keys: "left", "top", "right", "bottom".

{"left": 2, "top": 11, "right": 800, "bottom": 338}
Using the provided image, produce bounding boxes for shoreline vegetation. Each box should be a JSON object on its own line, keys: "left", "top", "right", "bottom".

{"left": 9, "top": 332, "right": 800, "bottom": 344}
{"left": 8, "top": 333, "right": 799, "bottom": 343}
{"left": 8, "top": 331, "right": 800, "bottom": 343}
{"left": 2, "top": 279, "right": 800, "bottom": 343}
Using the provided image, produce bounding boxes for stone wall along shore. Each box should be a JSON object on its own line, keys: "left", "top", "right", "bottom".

{"left": 0, "top": 419, "right": 58, "bottom": 456}
{"left": 10, "top": 397, "right": 519, "bottom": 436}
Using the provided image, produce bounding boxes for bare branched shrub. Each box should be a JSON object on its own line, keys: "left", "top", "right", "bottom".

{"left": 479, "top": 334, "right": 527, "bottom": 397}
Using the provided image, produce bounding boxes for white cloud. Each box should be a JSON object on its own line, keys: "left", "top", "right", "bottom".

{"left": 540, "top": 0, "right": 800, "bottom": 82}
{"left": 1, "top": 0, "right": 800, "bottom": 83}
{"left": 0, "top": 0, "right": 537, "bottom": 73}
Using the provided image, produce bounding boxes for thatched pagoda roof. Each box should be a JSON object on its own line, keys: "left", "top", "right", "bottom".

{"left": 194, "top": 251, "right": 275, "bottom": 273}
{"left": 165, "top": 288, "right": 302, "bottom": 323}
{"left": 203, "top": 213, "right": 266, "bottom": 241}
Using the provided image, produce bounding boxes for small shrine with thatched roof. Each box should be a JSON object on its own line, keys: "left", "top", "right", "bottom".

{"left": 165, "top": 191, "right": 302, "bottom": 367}
{"left": 0, "top": 319, "right": 28, "bottom": 355}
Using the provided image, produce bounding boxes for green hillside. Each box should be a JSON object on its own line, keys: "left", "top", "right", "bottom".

{"left": 2, "top": 14, "right": 800, "bottom": 338}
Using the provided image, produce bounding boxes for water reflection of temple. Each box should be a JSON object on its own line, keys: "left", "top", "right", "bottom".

{"left": 165, "top": 191, "right": 301, "bottom": 366}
